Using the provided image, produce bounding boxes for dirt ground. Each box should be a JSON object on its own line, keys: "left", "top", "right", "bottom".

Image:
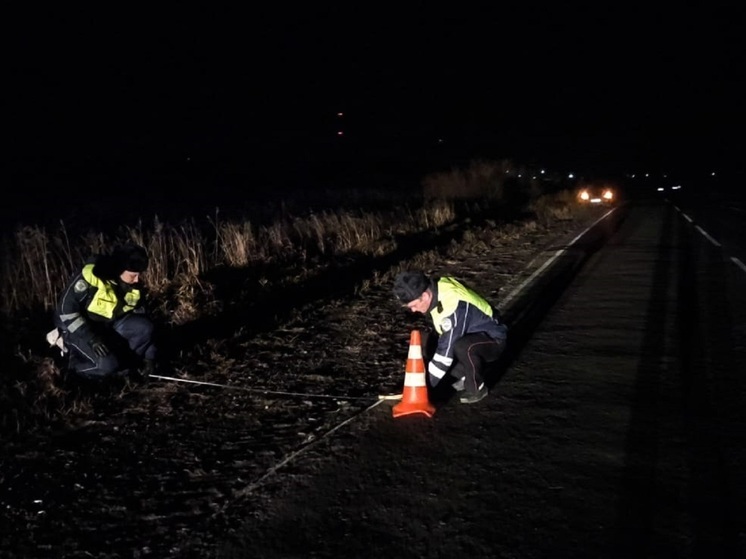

{"left": 1, "top": 208, "right": 614, "bottom": 558}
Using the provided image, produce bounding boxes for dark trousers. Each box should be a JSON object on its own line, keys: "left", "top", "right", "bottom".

{"left": 450, "top": 333, "right": 506, "bottom": 395}
{"left": 65, "top": 314, "right": 156, "bottom": 378}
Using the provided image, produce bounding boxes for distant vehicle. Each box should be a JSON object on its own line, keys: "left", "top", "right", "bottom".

{"left": 657, "top": 184, "right": 683, "bottom": 193}
{"left": 577, "top": 184, "right": 615, "bottom": 205}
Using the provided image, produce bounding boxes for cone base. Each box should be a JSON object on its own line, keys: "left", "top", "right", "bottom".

{"left": 392, "top": 401, "right": 436, "bottom": 418}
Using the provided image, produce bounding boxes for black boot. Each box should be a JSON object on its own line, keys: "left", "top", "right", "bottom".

{"left": 131, "top": 359, "right": 155, "bottom": 385}
{"left": 142, "top": 359, "right": 156, "bottom": 377}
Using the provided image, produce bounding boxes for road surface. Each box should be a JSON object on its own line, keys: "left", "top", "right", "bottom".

{"left": 215, "top": 200, "right": 746, "bottom": 558}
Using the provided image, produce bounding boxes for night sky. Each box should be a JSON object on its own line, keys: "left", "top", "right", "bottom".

{"left": 8, "top": 5, "right": 746, "bottom": 197}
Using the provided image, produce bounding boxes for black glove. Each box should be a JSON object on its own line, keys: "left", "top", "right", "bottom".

{"left": 90, "top": 337, "right": 110, "bottom": 358}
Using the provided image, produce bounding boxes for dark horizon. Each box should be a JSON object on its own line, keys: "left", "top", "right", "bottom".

{"left": 8, "top": 5, "right": 745, "bottom": 199}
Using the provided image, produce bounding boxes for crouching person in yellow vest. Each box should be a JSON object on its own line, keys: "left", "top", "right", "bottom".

{"left": 53, "top": 243, "right": 157, "bottom": 383}
{"left": 393, "top": 271, "right": 507, "bottom": 404}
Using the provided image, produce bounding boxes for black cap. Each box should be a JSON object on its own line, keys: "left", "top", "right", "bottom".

{"left": 393, "top": 271, "right": 430, "bottom": 303}
{"left": 113, "top": 243, "right": 149, "bottom": 273}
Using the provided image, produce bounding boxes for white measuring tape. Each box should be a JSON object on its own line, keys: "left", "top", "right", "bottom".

{"left": 148, "top": 373, "right": 402, "bottom": 401}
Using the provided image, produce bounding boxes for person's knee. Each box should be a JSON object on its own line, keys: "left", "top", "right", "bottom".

{"left": 74, "top": 354, "right": 120, "bottom": 378}
{"left": 128, "top": 315, "right": 154, "bottom": 339}
{"left": 490, "top": 338, "right": 507, "bottom": 361}
{"left": 103, "top": 356, "right": 122, "bottom": 375}
{"left": 116, "top": 314, "right": 154, "bottom": 338}
{"left": 83, "top": 354, "right": 120, "bottom": 376}
{"left": 138, "top": 318, "right": 154, "bottom": 339}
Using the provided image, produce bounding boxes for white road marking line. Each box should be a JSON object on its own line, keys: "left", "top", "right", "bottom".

{"left": 148, "top": 374, "right": 375, "bottom": 401}
{"left": 499, "top": 208, "right": 617, "bottom": 310}
{"left": 694, "top": 225, "right": 722, "bottom": 247}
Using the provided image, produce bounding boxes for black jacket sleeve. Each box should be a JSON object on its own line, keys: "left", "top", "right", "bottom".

{"left": 54, "top": 272, "right": 97, "bottom": 346}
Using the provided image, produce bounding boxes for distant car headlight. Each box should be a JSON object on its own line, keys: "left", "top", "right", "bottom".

{"left": 603, "top": 190, "right": 613, "bottom": 201}
{"left": 580, "top": 190, "right": 590, "bottom": 201}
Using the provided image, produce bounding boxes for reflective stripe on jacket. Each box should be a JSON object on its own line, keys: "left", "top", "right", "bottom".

{"left": 427, "top": 276, "right": 507, "bottom": 380}
{"left": 54, "top": 263, "right": 144, "bottom": 347}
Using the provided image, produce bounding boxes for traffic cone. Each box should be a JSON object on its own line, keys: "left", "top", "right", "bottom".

{"left": 393, "top": 330, "right": 436, "bottom": 418}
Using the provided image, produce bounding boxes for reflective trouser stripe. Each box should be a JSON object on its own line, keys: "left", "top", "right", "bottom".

{"left": 67, "top": 316, "right": 86, "bottom": 333}
{"left": 428, "top": 362, "right": 446, "bottom": 378}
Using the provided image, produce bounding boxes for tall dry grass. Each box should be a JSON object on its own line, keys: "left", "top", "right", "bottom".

{"left": 0, "top": 158, "right": 583, "bottom": 436}
{"left": 0, "top": 198, "right": 458, "bottom": 324}
{"left": 0, "top": 158, "right": 568, "bottom": 327}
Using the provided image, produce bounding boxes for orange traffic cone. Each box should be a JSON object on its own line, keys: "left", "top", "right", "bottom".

{"left": 393, "top": 330, "right": 436, "bottom": 418}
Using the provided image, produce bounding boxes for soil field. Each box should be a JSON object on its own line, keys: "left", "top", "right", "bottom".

{"left": 1, "top": 206, "right": 618, "bottom": 558}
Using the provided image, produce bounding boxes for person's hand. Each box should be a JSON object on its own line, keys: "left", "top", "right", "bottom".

{"left": 90, "top": 337, "right": 110, "bottom": 358}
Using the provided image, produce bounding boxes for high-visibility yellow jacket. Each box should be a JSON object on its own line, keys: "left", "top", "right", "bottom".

{"left": 427, "top": 276, "right": 507, "bottom": 381}
{"left": 54, "top": 262, "right": 145, "bottom": 346}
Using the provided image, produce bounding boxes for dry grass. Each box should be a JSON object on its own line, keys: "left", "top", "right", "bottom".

{"left": 0, "top": 159, "right": 580, "bottom": 323}
{"left": 1, "top": 198, "right": 458, "bottom": 321}
{"left": 0, "top": 157, "right": 586, "bottom": 435}
{"left": 423, "top": 159, "right": 512, "bottom": 199}
{"left": 530, "top": 189, "right": 579, "bottom": 225}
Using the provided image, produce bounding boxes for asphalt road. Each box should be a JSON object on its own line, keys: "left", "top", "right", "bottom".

{"left": 217, "top": 200, "right": 746, "bottom": 558}
{"left": 667, "top": 186, "right": 746, "bottom": 273}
